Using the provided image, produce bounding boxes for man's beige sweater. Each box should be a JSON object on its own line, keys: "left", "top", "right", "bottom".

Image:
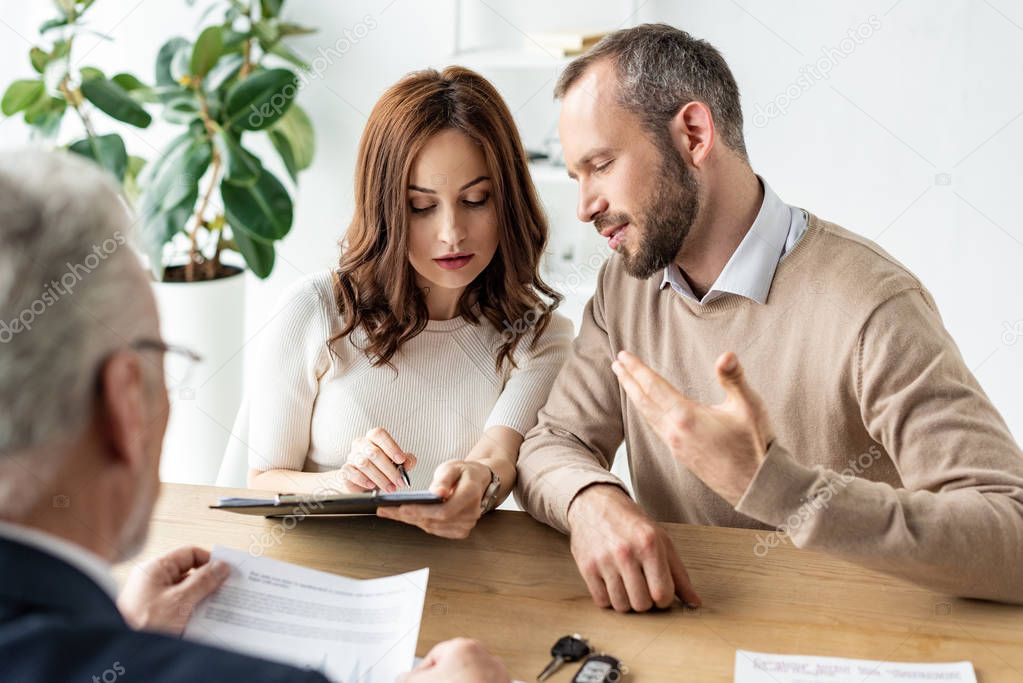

{"left": 516, "top": 214, "right": 1023, "bottom": 603}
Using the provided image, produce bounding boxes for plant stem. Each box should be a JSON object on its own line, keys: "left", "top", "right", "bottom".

{"left": 183, "top": 87, "right": 223, "bottom": 282}
{"left": 208, "top": 224, "right": 225, "bottom": 279}
{"left": 240, "top": 3, "right": 254, "bottom": 78}
{"left": 58, "top": 34, "right": 97, "bottom": 140}
{"left": 241, "top": 38, "right": 253, "bottom": 78}
{"left": 186, "top": 151, "right": 221, "bottom": 282}
{"left": 59, "top": 78, "right": 98, "bottom": 138}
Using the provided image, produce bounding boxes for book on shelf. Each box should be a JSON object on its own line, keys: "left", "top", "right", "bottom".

{"left": 526, "top": 30, "right": 609, "bottom": 57}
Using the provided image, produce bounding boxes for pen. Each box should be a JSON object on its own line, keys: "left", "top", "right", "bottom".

{"left": 396, "top": 462, "right": 411, "bottom": 488}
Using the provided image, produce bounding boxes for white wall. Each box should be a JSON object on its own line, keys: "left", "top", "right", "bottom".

{"left": 2, "top": 0, "right": 1020, "bottom": 454}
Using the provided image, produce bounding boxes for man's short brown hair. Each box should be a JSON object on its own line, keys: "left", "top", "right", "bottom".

{"left": 555, "top": 23, "right": 748, "bottom": 160}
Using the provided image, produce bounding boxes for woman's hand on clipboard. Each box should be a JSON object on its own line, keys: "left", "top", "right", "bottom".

{"left": 340, "top": 427, "right": 417, "bottom": 493}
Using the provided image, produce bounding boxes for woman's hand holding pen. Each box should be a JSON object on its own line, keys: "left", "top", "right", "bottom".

{"left": 377, "top": 460, "right": 493, "bottom": 539}
{"left": 340, "top": 427, "right": 417, "bottom": 493}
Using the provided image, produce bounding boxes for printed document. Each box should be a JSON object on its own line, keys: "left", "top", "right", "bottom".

{"left": 184, "top": 546, "right": 428, "bottom": 682}
{"left": 735, "top": 650, "right": 976, "bottom": 683}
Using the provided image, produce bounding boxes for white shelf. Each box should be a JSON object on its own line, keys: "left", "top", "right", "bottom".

{"left": 528, "top": 161, "right": 572, "bottom": 185}
{"left": 451, "top": 47, "right": 573, "bottom": 70}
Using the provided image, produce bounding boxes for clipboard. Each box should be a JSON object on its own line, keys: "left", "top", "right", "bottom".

{"left": 210, "top": 490, "right": 444, "bottom": 517}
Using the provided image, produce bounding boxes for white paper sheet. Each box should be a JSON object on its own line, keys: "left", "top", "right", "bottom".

{"left": 184, "top": 546, "right": 428, "bottom": 682}
{"left": 734, "top": 650, "right": 976, "bottom": 683}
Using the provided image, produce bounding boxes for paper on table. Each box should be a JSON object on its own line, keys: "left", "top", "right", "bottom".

{"left": 183, "top": 546, "right": 428, "bottom": 683}
{"left": 734, "top": 650, "right": 976, "bottom": 683}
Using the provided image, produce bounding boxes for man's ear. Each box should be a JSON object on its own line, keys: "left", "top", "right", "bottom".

{"left": 98, "top": 350, "right": 149, "bottom": 472}
{"left": 669, "top": 101, "right": 715, "bottom": 168}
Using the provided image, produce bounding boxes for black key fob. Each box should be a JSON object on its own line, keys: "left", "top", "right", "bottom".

{"left": 571, "top": 654, "right": 624, "bottom": 683}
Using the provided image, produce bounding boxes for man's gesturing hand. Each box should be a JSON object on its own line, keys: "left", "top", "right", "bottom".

{"left": 567, "top": 484, "right": 701, "bottom": 612}
{"left": 612, "top": 350, "right": 774, "bottom": 506}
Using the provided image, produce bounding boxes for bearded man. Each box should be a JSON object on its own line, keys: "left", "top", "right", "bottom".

{"left": 516, "top": 23, "right": 1023, "bottom": 611}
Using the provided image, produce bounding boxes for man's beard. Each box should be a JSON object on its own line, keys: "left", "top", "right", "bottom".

{"left": 607, "top": 146, "right": 700, "bottom": 280}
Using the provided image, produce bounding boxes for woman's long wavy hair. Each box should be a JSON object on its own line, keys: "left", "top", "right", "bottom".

{"left": 332, "top": 66, "right": 561, "bottom": 370}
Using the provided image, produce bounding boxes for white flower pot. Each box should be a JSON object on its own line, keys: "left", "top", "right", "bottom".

{"left": 152, "top": 269, "right": 246, "bottom": 484}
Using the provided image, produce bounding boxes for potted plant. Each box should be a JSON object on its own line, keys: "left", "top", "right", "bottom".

{"left": 3, "top": 0, "right": 317, "bottom": 483}
{"left": 143, "top": 0, "right": 316, "bottom": 484}
{"left": 1, "top": 0, "right": 154, "bottom": 191}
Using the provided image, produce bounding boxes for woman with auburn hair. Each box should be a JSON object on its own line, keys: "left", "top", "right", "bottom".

{"left": 245, "top": 67, "right": 571, "bottom": 538}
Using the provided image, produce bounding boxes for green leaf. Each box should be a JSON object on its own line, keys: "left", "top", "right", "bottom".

{"left": 2, "top": 80, "right": 45, "bottom": 116}
{"left": 252, "top": 18, "right": 280, "bottom": 47}
{"left": 270, "top": 103, "right": 314, "bottom": 172}
{"left": 260, "top": 0, "right": 284, "bottom": 19}
{"left": 221, "top": 28, "right": 248, "bottom": 55}
{"left": 68, "top": 133, "right": 128, "bottom": 182}
{"left": 81, "top": 77, "right": 152, "bottom": 127}
{"left": 40, "top": 17, "right": 69, "bottom": 33}
{"left": 165, "top": 140, "right": 212, "bottom": 211}
{"left": 267, "top": 42, "right": 309, "bottom": 70}
{"left": 216, "top": 131, "right": 261, "bottom": 186}
{"left": 30, "top": 47, "right": 49, "bottom": 73}
{"left": 155, "top": 37, "right": 189, "bottom": 86}
{"left": 225, "top": 3, "right": 243, "bottom": 23}
{"left": 267, "top": 130, "right": 297, "bottom": 182}
{"left": 24, "top": 94, "right": 66, "bottom": 123}
{"left": 137, "top": 134, "right": 212, "bottom": 277}
{"left": 203, "top": 53, "right": 244, "bottom": 93}
{"left": 205, "top": 90, "right": 223, "bottom": 122}
{"left": 126, "top": 154, "right": 147, "bottom": 177}
{"left": 78, "top": 66, "right": 104, "bottom": 82}
{"left": 137, "top": 132, "right": 190, "bottom": 204}
{"left": 230, "top": 224, "right": 276, "bottom": 278}
{"left": 160, "top": 94, "right": 201, "bottom": 125}
{"left": 222, "top": 166, "right": 293, "bottom": 241}
{"left": 51, "top": 39, "right": 71, "bottom": 60}
{"left": 190, "top": 25, "right": 223, "bottom": 78}
{"left": 223, "top": 68, "right": 298, "bottom": 131}
{"left": 170, "top": 45, "right": 192, "bottom": 83}
{"left": 147, "top": 83, "right": 189, "bottom": 105}
{"left": 122, "top": 154, "right": 147, "bottom": 204}
{"left": 277, "top": 22, "right": 317, "bottom": 37}
{"left": 24, "top": 96, "right": 66, "bottom": 140}
{"left": 111, "top": 72, "right": 146, "bottom": 91}
{"left": 142, "top": 195, "right": 194, "bottom": 281}
{"left": 138, "top": 133, "right": 211, "bottom": 216}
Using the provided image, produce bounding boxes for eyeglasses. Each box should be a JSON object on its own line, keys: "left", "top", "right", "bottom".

{"left": 131, "top": 339, "right": 203, "bottom": 398}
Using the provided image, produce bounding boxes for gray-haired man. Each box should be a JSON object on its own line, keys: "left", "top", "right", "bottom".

{"left": 0, "top": 149, "right": 507, "bottom": 682}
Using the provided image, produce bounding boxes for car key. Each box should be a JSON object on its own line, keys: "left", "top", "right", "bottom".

{"left": 537, "top": 634, "right": 592, "bottom": 681}
{"left": 571, "top": 654, "right": 624, "bottom": 683}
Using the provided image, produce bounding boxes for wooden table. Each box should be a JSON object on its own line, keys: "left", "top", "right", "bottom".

{"left": 116, "top": 483, "right": 1023, "bottom": 682}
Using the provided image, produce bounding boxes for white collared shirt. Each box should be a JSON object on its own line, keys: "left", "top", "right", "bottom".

{"left": 661, "top": 177, "right": 808, "bottom": 305}
{"left": 0, "top": 520, "right": 118, "bottom": 600}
